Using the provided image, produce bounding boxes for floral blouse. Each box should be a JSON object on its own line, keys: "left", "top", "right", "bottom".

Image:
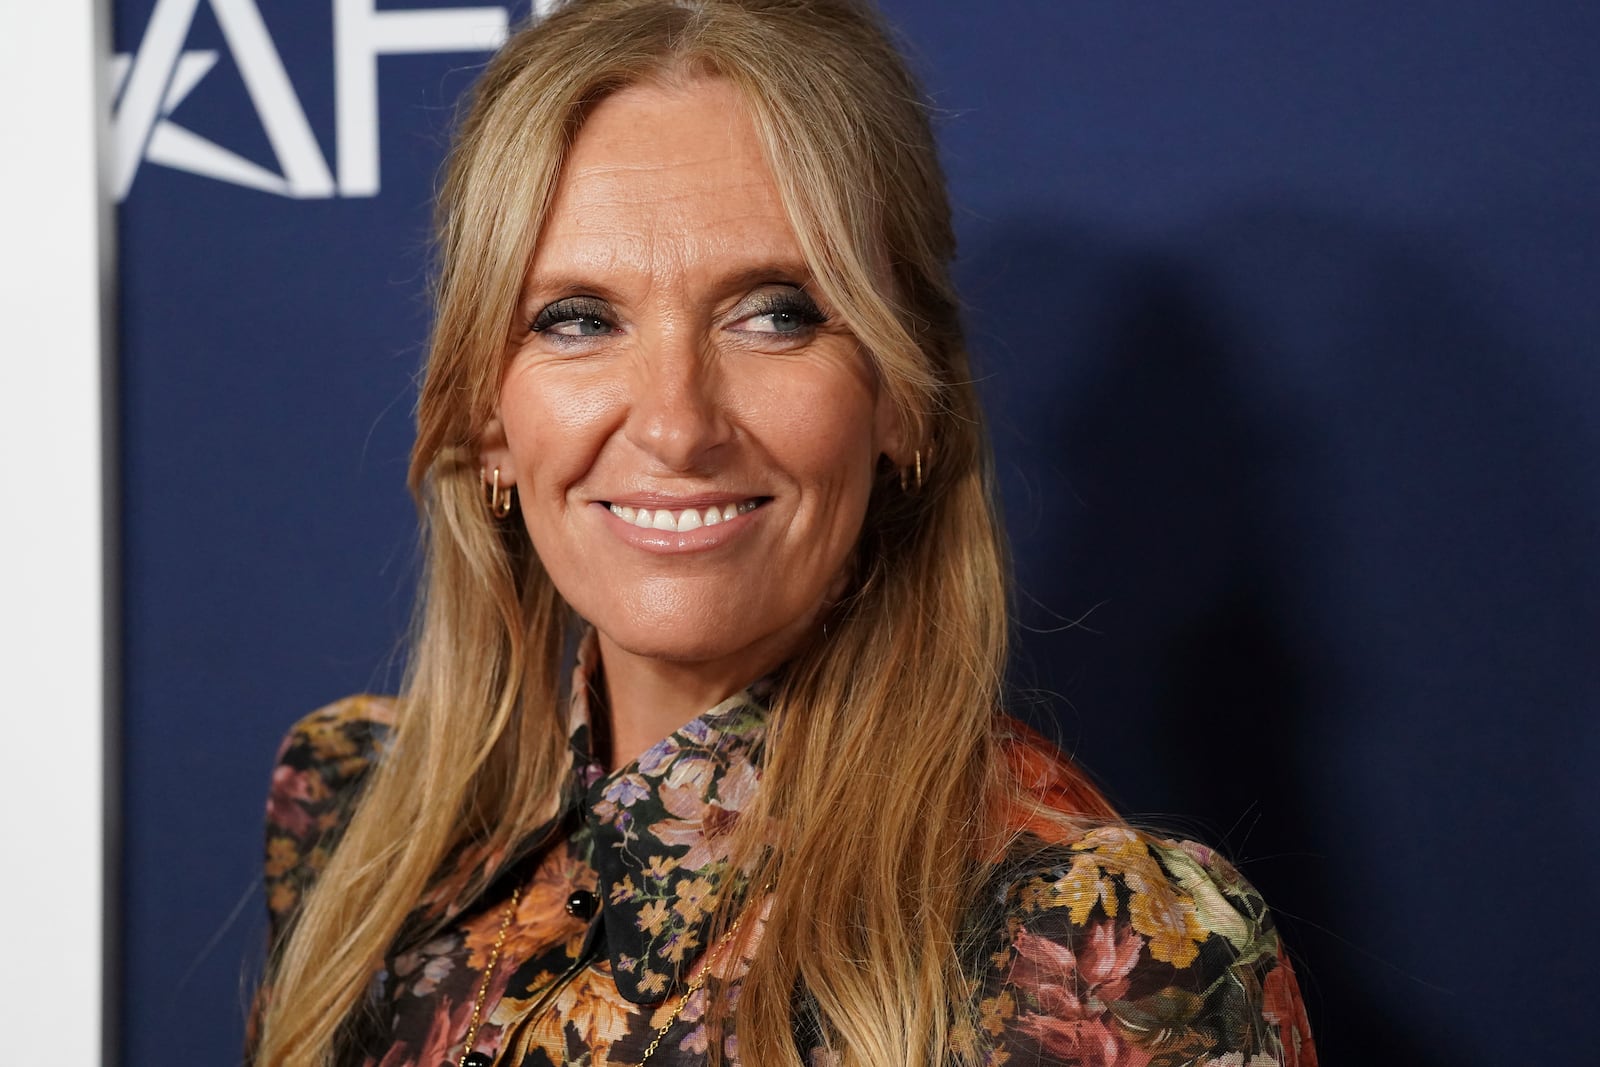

{"left": 261, "top": 639, "right": 1317, "bottom": 1067}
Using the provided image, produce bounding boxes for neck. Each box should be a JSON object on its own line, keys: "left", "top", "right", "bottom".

{"left": 592, "top": 634, "right": 788, "bottom": 770}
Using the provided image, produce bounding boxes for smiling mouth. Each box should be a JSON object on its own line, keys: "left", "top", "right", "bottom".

{"left": 603, "top": 498, "right": 768, "bottom": 533}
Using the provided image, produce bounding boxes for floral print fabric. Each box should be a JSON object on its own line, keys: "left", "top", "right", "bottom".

{"left": 261, "top": 641, "right": 1316, "bottom": 1066}
{"left": 956, "top": 826, "right": 1316, "bottom": 1066}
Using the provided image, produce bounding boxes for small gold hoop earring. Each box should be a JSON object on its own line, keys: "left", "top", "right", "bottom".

{"left": 899, "top": 449, "right": 924, "bottom": 493}
{"left": 488, "top": 467, "right": 514, "bottom": 518}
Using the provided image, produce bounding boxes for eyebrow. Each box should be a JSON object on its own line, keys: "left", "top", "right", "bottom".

{"left": 712, "top": 261, "right": 818, "bottom": 293}
{"left": 522, "top": 259, "right": 819, "bottom": 303}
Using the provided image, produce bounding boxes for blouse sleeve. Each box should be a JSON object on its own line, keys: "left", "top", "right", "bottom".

{"left": 960, "top": 826, "right": 1317, "bottom": 1067}
{"left": 261, "top": 694, "right": 395, "bottom": 950}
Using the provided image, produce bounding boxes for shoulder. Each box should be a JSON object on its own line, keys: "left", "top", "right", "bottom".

{"left": 263, "top": 695, "right": 396, "bottom": 940}
{"left": 963, "top": 827, "right": 1315, "bottom": 1066}
{"left": 962, "top": 717, "right": 1317, "bottom": 1066}
{"left": 980, "top": 826, "right": 1279, "bottom": 976}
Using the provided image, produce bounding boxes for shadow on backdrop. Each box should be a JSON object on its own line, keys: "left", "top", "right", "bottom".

{"left": 961, "top": 205, "right": 1598, "bottom": 1067}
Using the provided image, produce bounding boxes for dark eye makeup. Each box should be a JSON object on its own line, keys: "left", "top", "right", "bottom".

{"left": 526, "top": 285, "right": 829, "bottom": 341}
{"left": 529, "top": 296, "right": 613, "bottom": 335}
{"left": 737, "top": 286, "right": 828, "bottom": 334}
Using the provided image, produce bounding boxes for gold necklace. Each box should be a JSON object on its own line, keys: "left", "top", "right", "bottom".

{"left": 635, "top": 896, "right": 760, "bottom": 1065}
{"left": 457, "top": 885, "right": 521, "bottom": 1067}
{"left": 457, "top": 884, "right": 764, "bottom": 1067}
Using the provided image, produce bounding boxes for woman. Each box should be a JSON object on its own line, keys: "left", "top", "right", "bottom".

{"left": 253, "top": 1, "right": 1316, "bottom": 1065}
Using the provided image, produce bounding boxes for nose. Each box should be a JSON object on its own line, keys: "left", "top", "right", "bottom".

{"left": 622, "top": 329, "right": 733, "bottom": 471}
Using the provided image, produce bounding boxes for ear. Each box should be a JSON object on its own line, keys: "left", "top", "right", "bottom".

{"left": 477, "top": 416, "right": 518, "bottom": 487}
{"left": 872, "top": 384, "right": 910, "bottom": 469}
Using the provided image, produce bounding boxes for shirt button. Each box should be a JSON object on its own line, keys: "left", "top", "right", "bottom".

{"left": 566, "top": 889, "right": 599, "bottom": 919}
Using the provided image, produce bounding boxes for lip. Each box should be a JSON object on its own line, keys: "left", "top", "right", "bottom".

{"left": 591, "top": 497, "right": 768, "bottom": 554}
{"left": 602, "top": 492, "right": 764, "bottom": 509}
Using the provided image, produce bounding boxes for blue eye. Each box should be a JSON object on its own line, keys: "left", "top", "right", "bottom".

{"left": 738, "top": 288, "right": 827, "bottom": 335}
{"left": 531, "top": 297, "right": 614, "bottom": 338}
{"left": 757, "top": 310, "right": 806, "bottom": 334}
{"left": 551, "top": 315, "right": 610, "bottom": 337}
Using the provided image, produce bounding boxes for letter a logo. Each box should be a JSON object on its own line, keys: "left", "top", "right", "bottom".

{"left": 113, "top": 0, "right": 334, "bottom": 200}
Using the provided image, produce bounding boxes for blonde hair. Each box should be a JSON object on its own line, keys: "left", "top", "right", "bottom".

{"left": 255, "top": 2, "right": 1113, "bottom": 1064}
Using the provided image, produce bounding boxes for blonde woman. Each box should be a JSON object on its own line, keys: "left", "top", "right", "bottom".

{"left": 252, "top": 2, "right": 1317, "bottom": 1065}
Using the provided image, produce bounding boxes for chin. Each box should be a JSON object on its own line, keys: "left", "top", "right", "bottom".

{"left": 591, "top": 614, "right": 767, "bottom": 667}
{"left": 559, "top": 575, "right": 823, "bottom": 676}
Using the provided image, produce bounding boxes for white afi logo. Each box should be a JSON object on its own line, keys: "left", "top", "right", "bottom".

{"left": 112, "top": 0, "right": 556, "bottom": 200}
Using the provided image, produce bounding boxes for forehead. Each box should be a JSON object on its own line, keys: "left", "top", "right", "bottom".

{"left": 528, "top": 77, "right": 804, "bottom": 285}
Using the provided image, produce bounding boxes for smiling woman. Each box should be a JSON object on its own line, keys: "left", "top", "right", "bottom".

{"left": 484, "top": 78, "right": 899, "bottom": 759}
{"left": 248, "top": 3, "right": 1316, "bottom": 1066}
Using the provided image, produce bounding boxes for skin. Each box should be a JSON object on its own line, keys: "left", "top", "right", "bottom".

{"left": 480, "top": 76, "right": 903, "bottom": 768}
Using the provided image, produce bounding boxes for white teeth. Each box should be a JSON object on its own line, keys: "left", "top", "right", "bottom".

{"left": 610, "top": 499, "right": 762, "bottom": 532}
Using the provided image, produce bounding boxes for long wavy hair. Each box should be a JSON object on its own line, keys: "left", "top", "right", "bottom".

{"left": 255, "top": 2, "right": 1114, "bottom": 1064}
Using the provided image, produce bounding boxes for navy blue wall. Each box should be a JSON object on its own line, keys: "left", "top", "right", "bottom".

{"left": 114, "top": 2, "right": 1599, "bottom": 1064}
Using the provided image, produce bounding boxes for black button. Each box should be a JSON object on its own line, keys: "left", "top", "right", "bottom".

{"left": 462, "top": 1053, "right": 493, "bottom": 1067}
{"left": 566, "top": 889, "right": 599, "bottom": 919}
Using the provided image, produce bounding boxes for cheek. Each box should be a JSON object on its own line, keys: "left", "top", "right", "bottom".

{"left": 754, "top": 383, "right": 882, "bottom": 581}
{"left": 499, "top": 370, "right": 619, "bottom": 492}
{"left": 750, "top": 372, "right": 881, "bottom": 491}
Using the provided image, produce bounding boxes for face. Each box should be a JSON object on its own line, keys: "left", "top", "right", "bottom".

{"left": 481, "top": 76, "right": 901, "bottom": 681}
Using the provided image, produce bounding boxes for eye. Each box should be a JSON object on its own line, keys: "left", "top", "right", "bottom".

{"left": 530, "top": 296, "right": 616, "bottom": 339}
{"left": 754, "top": 309, "right": 809, "bottom": 334}
{"left": 732, "top": 287, "right": 828, "bottom": 336}
{"left": 549, "top": 316, "right": 610, "bottom": 338}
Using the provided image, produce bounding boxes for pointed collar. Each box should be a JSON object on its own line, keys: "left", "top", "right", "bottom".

{"left": 401, "top": 631, "right": 774, "bottom": 1003}
{"left": 568, "top": 632, "right": 773, "bottom": 1003}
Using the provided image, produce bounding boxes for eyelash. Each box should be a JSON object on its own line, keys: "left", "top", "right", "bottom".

{"left": 529, "top": 296, "right": 612, "bottom": 336}
{"left": 739, "top": 289, "right": 828, "bottom": 334}
{"left": 526, "top": 287, "right": 828, "bottom": 340}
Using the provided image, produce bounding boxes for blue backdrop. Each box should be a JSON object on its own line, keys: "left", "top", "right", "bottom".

{"left": 113, "top": 2, "right": 1600, "bottom": 1064}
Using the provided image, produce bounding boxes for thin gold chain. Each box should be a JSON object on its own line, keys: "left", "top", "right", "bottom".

{"left": 457, "top": 885, "right": 521, "bottom": 1067}
{"left": 638, "top": 883, "right": 769, "bottom": 1066}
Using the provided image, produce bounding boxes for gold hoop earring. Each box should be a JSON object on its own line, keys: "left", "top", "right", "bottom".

{"left": 899, "top": 449, "right": 924, "bottom": 493}
{"left": 488, "top": 467, "right": 514, "bottom": 519}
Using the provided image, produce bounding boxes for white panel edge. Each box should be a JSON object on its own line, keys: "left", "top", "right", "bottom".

{"left": 0, "top": 1, "right": 111, "bottom": 1063}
